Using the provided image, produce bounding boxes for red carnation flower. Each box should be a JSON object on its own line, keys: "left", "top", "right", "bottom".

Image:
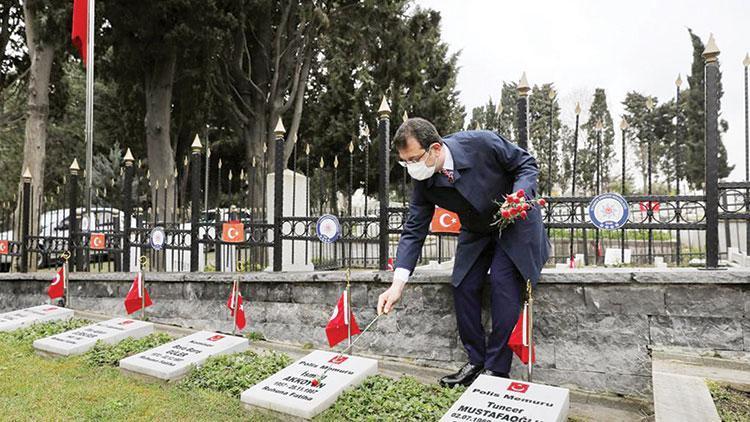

{"left": 510, "top": 208, "right": 518, "bottom": 216}
{"left": 538, "top": 198, "right": 547, "bottom": 207}
{"left": 520, "top": 210, "right": 528, "bottom": 219}
{"left": 501, "top": 210, "right": 511, "bottom": 219}
{"left": 516, "top": 189, "right": 525, "bottom": 198}
{"left": 311, "top": 379, "right": 320, "bottom": 387}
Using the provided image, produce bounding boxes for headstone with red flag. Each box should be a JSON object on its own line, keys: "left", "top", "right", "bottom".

{"left": 48, "top": 267, "right": 65, "bottom": 300}
{"left": 508, "top": 304, "right": 536, "bottom": 364}
{"left": 325, "top": 291, "right": 361, "bottom": 348}
{"left": 226, "top": 281, "right": 247, "bottom": 330}
{"left": 124, "top": 272, "right": 153, "bottom": 315}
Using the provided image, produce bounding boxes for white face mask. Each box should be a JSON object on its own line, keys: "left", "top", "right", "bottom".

{"left": 406, "top": 150, "right": 437, "bottom": 180}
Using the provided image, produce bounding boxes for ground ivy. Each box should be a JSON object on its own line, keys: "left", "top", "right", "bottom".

{"left": 316, "top": 375, "right": 465, "bottom": 422}
{"left": 83, "top": 332, "right": 173, "bottom": 367}
{"left": 0, "top": 318, "right": 91, "bottom": 347}
{"left": 179, "top": 350, "right": 293, "bottom": 397}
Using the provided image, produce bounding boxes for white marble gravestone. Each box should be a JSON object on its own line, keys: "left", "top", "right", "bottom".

{"left": 33, "top": 318, "right": 153, "bottom": 356}
{"left": 0, "top": 305, "right": 74, "bottom": 332}
{"left": 266, "top": 170, "right": 313, "bottom": 271}
{"left": 241, "top": 350, "right": 378, "bottom": 419}
{"left": 604, "top": 248, "right": 632, "bottom": 266}
{"left": 441, "top": 375, "right": 569, "bottom": 422}
{"left": 119, "top": 330, "right": 249, "bottom": 381}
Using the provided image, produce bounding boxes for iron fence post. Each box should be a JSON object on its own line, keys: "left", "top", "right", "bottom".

{"left": 517, "top": 73, "right": 530, "bottom": 150}
{"left": 190, "top": 136, "right": 203, "bottom": 271}
{"left": 68, "top": 160, "right": 81, "bottom": 271}
{"left": 122, "top": 149, "right": 134, "bottom": 272}
{"left": 704, "top": 35, "right": 720, "bottom": 268}
{"left": 273, "top": 119, "right": 286, "bottom": 272}
{"left": 378, "top": 96, "right": 391, "bottom": 270}
{"left": 20, "top": 168, "right": 32, "bottom": 273}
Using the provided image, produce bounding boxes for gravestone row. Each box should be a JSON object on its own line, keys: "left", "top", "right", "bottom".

{"left": 6, "top": 303, "right": 569, "bottom": 421}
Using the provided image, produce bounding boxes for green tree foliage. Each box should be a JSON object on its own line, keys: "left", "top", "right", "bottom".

{"left": 578, "top": 89, "right": 614, "bottom": 195}
{"left": 683, "top": 29, "right": 732, "bottom": 189}
{"left": 298, "top": 3, "right": 464, "bottom": 197}
{"left": 528, "top": 83, "right": 561, "bottom": 195}
{"left": 559, "top": 123, "right": 577, "bottom": 194}
{"left": 467, "top": 82, "right": 518, "bottom": 140}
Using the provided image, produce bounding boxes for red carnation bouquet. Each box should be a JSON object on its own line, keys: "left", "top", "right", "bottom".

{"left": 491, "top": 189, "right": 547, "bottom": 230}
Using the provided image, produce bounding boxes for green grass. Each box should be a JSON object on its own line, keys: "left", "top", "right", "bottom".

{"left": 708, "top": 381, "right": 750, "bottom": 422}
{"left": 0, "top": 321, "right": 578, "bottom": 421}
{"left": 0, "top": 321, "right": 272, "bottom": 421}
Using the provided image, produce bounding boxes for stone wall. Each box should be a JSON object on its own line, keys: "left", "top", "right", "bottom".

{"left": 1, "top": 268, "right": 748, "bottom": 399}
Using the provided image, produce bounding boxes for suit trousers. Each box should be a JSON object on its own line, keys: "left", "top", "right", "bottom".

{"left": 453, "top": 234, "right": 524, "bottom": 373}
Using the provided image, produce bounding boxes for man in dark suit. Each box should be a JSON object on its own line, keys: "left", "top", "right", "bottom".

{"left": 377, "top": 117, "right": 549, "bottom": 387}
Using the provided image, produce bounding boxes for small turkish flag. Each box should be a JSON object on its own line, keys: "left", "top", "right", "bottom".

{"left": 430, "top": 207, "right": 461, "bottom": 233}
{"left": 226, "top": 282, "right": 247, "bottom": 330}
{"left": 71, "top": 0, "right": 88, "bottom": 64}
{"left": 48, "top": 267, "right": 65, "bottom": 300}
{"left": 508, "top": 304, "right": 536, "bottom": 364}
{"left": 222, "top": 221, "right": 245, "bottom": 243}
{"left": 386, "top": 258, "right": 394, "bottom": 271}
{"left": 0, "top": 240, "right": 8, "bottom": 255}
{"left": 90, "top": 233, "right": 105, "bottom": 250}
{"left": 124, "top": 272, "right": 153, "bottom": 315}
{"left": 325, "top": 291, "right": 361, "bottom": 348}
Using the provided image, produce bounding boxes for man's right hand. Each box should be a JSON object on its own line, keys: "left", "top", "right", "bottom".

{"left": 377, "top": 277, "right": 406, "bottom": 315}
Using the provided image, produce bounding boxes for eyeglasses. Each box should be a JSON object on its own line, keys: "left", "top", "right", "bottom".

{"left": 396, "top": 145, "right": 434, "bottom": 167}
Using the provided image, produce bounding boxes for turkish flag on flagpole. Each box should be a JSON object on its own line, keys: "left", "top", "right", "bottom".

{"left": 508, "top": 303, "right": 536, "bottom": 364}
{"left": 124, "top": 272, "right": 153, "bottom": 315}
{"left": 226, "top": 281, "right": 247, "bottom": 330}
{"left": 325, "top": 292, "right": 362, "bottom": 348}
{"left": 71, "top": 0, "right": 88, "bottom": 64}
{"left": 48, "top": 267, "right": 65, "bottom": 300}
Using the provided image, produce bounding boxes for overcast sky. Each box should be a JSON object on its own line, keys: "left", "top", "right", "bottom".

{"left": 415, "top": 0, "right": 750, "bottom": 184}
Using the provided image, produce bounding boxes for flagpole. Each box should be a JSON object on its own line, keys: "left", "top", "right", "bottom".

{"left": 84, "top": 0, "right": 95, "bottom": 249}
{"left": 232, "top": 279, "right": 238, "bottom": 335}
{"left": 526, "top": 280, "right": 534, "bottom": 382}
{"left": 140, "top": 256, "right": 146, "bottom": 321}
{"left": 346, "top": 267, "right": 352, "bottom": 350}
{"left": 62, "top": 250, "right": 70, "bottom": 308}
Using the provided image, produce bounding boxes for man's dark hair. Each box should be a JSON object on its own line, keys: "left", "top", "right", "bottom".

{"left": 393, "top": 117, "right": 443, "bottom": 151}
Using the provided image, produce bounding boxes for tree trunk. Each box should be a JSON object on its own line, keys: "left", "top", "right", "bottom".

{"left": 15, "top": 3, "right": 56, "bottom": 271}
{"left": 144, "top": 50, "right": 177, "bottom": 224}
{"left": 243, "top": 116, "right": 267, "bottom": 219}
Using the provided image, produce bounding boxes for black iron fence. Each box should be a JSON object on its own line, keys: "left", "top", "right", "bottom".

{"left": 2, "top": 43, "right": 746, "bottom": 273}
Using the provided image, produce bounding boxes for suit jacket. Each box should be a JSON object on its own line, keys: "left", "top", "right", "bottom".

{"left": 394, "top": 130, "right": 550, "bottom": 287}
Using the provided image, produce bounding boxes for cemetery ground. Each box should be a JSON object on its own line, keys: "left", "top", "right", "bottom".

{"left": 0, "top": 319, "right": 471, "bottom": 421}
{"left": 707, "top": 381, "right": 750, "bottom": 421}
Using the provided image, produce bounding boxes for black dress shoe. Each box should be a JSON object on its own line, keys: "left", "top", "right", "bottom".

{"left": 439, "top": 362, "right": 483, "bottom": 388}
{"left": 480, "top": 369, "right": 509, "bottom": 378}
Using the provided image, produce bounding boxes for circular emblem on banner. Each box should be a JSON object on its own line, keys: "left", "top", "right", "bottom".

{"left": 588, "top": 193, "right": 630, "bottom": 230}
{"left": 316, "top": 215, "right": 341, "bottom": 244}
{"left": 149, "top": 226, "right": 166, "bottom": 250}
